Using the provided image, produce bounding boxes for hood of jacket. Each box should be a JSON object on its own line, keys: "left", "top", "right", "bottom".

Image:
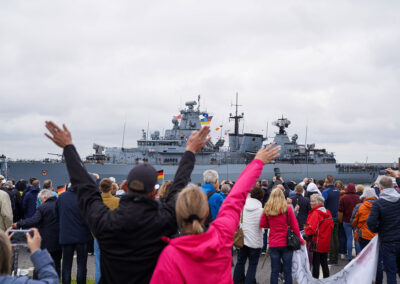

{"left": 345, "top": 183, "right": 356, "bottom": 194}
{"left": 307, "top": 183, "right": 319, "bottom": 193}
{"left": 363, "top": 198, "right": 376, "bottom": 208}
{"left": 310, "top": 205, "right": 331, "bottom": 219}
{"left": 202, "top": 183, "right": 216, "bottom": 195}
{"left": 244, "top": 197, "right": 262, "bottom": 212}
{"left": 31, "top": 186, "right": 41, "bottom": 193}
{"left": 380, "top": 188, "right": 400, "bottom": 203}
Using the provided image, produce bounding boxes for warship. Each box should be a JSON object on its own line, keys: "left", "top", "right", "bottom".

{"left": 2, "top": 96, "right": 390, "bottom": 186}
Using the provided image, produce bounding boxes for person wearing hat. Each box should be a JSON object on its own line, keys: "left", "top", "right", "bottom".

{"left": 44, "top": 121, "right": 210, "bottom": 284}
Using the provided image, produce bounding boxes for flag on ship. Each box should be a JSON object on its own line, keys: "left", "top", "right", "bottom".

{"left": 200, "top": 116, "right": 213, "bottom": 126}
{"left": 173, "top": 114, "right": 182, "bottom": 119}
{"left": 157, "top": 170, "right": 164, "bottom": 179}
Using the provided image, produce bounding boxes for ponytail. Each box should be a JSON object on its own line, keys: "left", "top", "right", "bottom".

{"left": 176, "top": 185, "right": 209, "bottom": 235}
{"left": 192, "top": 219, "right": 204, "bottom": 234}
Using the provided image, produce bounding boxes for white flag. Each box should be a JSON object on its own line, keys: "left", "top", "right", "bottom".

{"left": 292, "top": 236, "right": 379, "bottom": 284}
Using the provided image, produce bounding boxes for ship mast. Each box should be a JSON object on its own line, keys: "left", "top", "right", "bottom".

{"left": 229, "top": 92, "right": 244, "bottom": 135}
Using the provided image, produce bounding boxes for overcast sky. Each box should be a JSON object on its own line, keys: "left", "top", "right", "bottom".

{"left": 0, "top": 0, "right": 399, "bottom": 163}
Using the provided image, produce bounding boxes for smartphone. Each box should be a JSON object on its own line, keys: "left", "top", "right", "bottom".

{"left": 379, "top": 170, "right": 388, "bottom": 175}
{"left": 8, "top": 230, "right": 33, "bottom": 247}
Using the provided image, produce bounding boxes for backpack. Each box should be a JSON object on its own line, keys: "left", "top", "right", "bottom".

{"left": 204, "top": 190, "right": 216, "bottom": 229}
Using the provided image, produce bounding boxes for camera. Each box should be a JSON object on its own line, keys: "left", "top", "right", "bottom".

{"left": 273, "top": 168, "right": 281, "bottom": 180}
{"left": 8, "top": 230, "right": 33, "bottom": 246}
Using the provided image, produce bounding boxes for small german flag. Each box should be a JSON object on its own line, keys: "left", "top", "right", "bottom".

{"left": 157, "top": 170, "right": 164, "bottom": 179}
{"left": 57, "top": 186, "right": 66, "bottom": 195}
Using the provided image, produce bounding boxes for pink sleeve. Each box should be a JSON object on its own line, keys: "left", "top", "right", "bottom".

{"left": 288, "top": 206, "right": 305, "bottom": 245}
{"left": 150, "top": 251, "right": 183, "bottom": 284}
{"left": 211, "top": 159, "right": 264, "bottom": 241}
{"left": 260, "top": 213, "right": 269, "bottom": 228}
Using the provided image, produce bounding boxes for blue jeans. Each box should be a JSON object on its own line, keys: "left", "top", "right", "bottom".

{"left": 381, "top": 242, "right": 400, "bottom": 284}
{"left": 338, "top": 222, "right": 347, "bottom": 254}
{"left": 343, "top": 222, "right": 360, "bottom": 260}
{"left": 262, "top": 229, "right": 268, "bottom": 252}
{"left": 233, "top": 246, "right": 261, "bottom": 284}
{"left": 61, "top": 243, "right": 88, "bottom": 284}
{"left": 269, "top": 246, "right": 293, "bottom": 284}
{"left": 94, "top": 238, "right": 101, "bottom": 284}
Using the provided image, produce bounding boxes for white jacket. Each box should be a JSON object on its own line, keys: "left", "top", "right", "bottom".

{"left": 0, "top": 189, "right": 12, "bottom": 231}
{"left": 242, "top": 197, "right": 263, "bottom": 248}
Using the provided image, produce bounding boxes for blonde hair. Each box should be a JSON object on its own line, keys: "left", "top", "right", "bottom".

{"left": 264, "top": 188, "right": 287, "bottom": 216}
{"left": 158, "top": 181, "right": 173, "bottom": 199}
{"left": 0, "top": 231, "right": 11, "bottom": 275}
{"left": 176, "top": 185, "right": 209, "bottom": 235}
{"left": 356, "top": 184, "right": 364, "bottom": 193}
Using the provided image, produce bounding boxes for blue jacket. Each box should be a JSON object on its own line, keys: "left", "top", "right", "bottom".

{"left": 321, "top": 185, "right": 340, "bottom": 220}
{"left": 55, "top": 186, "right": 91, "bottom": 245}
{"left": 367, "top": 188, "right": 400, "bottom": 243}
{"left": 0, "top": 249, "right": 59, "bottom": 284}
{"left": 22, "top": 186, "right": 41, "bottom": 219}
{"left": 18, "top": 196, "right": 60, "bottom": 252}
{"left": 202, "top": 183, "right": 224, "bottom": 220}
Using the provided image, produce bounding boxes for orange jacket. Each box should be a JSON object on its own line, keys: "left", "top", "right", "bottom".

{"left": 352, "top": 198, "right": 377, "bottom": 240}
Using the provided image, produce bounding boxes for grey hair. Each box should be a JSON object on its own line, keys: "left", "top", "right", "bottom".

{"left": 379, "top": 176, "right": 393, "bottom": 189}
{"left": 221, "top": 184, "right": 231, "bottom": 195}
{"left": 38, "top": 189, "right": 54, "bottom": 200}
{"left": 310, "top": 193, "right": 325, "bottom": 205}
{"left": 203, "top": 170, "right": 219, "bottom": 184}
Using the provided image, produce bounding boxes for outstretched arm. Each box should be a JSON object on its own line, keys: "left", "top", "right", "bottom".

{"left": 159, "top": 127, "right": 210, "bottom": 235}
{"left": 44, "top": 121, "right": 108, "bottom": 236}
{"left": 212, "top": 144, "right": 280, "bottom": 241}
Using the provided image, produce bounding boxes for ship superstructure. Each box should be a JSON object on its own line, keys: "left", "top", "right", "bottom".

{"left": 6, "top": 95, "right": 391, "bottom": 186}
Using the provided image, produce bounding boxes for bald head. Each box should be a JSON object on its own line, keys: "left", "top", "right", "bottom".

{"left": 277, "top": 184, "right": 284, "bottom": 191}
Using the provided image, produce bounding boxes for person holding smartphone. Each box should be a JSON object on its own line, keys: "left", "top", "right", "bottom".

{"left": 0, "top": 228, "right": 59, "bottom": 283}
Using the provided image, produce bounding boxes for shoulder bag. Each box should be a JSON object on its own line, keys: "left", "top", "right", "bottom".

{"left": 286, "top": 212, "right": 301, "bottom": 251}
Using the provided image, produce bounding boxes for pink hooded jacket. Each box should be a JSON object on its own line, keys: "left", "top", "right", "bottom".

{"left": 150, "top": 159, "right": 264, "bottom": 284}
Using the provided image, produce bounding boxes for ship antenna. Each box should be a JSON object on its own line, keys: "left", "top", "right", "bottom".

{"left": 197, "top": 94, "right": 201, "bottom": 112}
{"left": 146, "top": 120, "right": 150, "bottom": 145}
{"left": 305, "top": 121, "right": 309, "bottom": 176}
{"left": 121, "top": 117, "right": 126, "bottom": 150}
{"left": 229, "top": 92, "right": 244, "bottom": 135}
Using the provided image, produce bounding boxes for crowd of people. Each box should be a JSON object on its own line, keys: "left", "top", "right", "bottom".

{"left": 0, "top": 121, "right": 399, "bottom": 284}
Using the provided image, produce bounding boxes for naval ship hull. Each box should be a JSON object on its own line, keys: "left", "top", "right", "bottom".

{"left": 7, "top": 161, "right": 379, "bottom": 187}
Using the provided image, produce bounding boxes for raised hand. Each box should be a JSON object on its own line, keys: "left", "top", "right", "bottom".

{"left": 27, "top": 228, "right": 42, "bottom": 254}
{"left": 254, "top": 143, "right": 281, "bottom": 165}
{"left": 386, "top": 168, "right": 399, "bottom": 178}
{"left": 44, "top": 121, "right": 73, "bottom": 148}
{"left": 185, "top": 126, "right": 211, "bottom": 154}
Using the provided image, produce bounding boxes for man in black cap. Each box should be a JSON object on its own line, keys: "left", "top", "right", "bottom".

{"left": 44, "top": 121, "right": 210, "bottom": 284}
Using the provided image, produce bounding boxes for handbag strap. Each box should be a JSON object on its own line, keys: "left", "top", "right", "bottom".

{"left": 286, "top": 211, "right": 290, "bottom": 229}
{"left": 240, "top": 211, "right": 243, "bottom": 224}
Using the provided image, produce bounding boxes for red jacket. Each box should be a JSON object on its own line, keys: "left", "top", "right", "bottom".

{"left": 259, "top": 206, "right": 304, "bottom": 247}
{"left": 304, "top": 205, "right": 334, "bottom": 253}
{"left": 338, "top": 183, "right": 361, "bottom": 223}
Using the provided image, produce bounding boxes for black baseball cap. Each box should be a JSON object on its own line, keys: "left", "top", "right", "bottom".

{"left": 126, "top": 163, "right": 157, "bottom": 193}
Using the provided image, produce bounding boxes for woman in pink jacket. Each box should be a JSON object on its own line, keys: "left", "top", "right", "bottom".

{"left": 150, "top": 144, "right": 280, "bottom": 284}
{"left": 260, "top": 188, "right": 304, "bottom": 284}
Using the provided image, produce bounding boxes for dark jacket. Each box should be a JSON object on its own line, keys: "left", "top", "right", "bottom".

{"left": 55, "top": 185, "right": 91, "bottom": 245}
{"left": 17, "top": 196, "right": 60, "bottom": 252}
{"left": 367, "top": 188, "right": 400, "bottom": 243}
{"left": 63, "top": 144, "right": 195, "bottom": 284}
{"left": 22, "top": 186, "right": 40, "bottom": 219}
{"left": 321, "top": 185, "right": 340, "bottom": 220}
{"left": 12, "top": 185, "right": 23, "bottom": 222}
{"left": 338, "top": 184, "right": 361, "bottom": 223}
{"left": 261, "top": 185, "right": 271, "bottom": 207}
{"left": 397, "top": 177, "right": 400, "bottom": 188}
{"left": 290, "top": 193, "right": 311, "bottom": 230}
{"left": 265, "top": 181, "right": 290, "bottom": 199}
